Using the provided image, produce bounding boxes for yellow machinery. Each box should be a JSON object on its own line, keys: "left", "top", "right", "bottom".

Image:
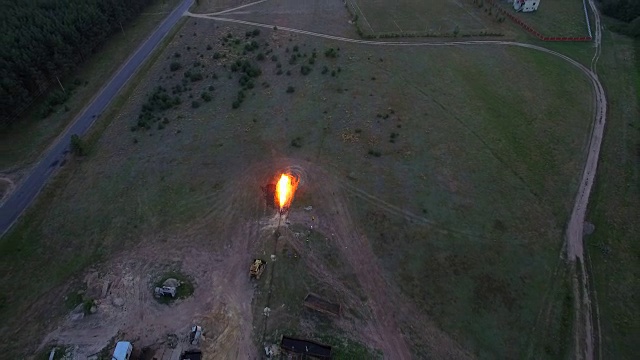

{"left": 250, "top": 259, "right": 265, "bottom": 279}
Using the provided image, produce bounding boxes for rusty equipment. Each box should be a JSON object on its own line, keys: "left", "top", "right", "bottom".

{"left": 250, "top": 259, "right": 266, "bottom": 279}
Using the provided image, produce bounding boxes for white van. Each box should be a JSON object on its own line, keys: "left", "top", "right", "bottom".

{"left": 112, "top": 341, "right": 132, "bottom": 360}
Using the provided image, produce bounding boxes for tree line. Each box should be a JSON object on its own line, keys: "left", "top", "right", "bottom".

{"left": 600, "top": 0, "right": 640, "bottom": 37}
{"left": 0, "top": 0, "right": 154, "bottom": 127}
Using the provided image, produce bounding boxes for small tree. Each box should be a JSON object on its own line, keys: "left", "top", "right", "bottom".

{"left": 70, "top": 134, "right": 86, "bottom": 156}
{"left": 453, "top": 25, "right": 460, "bottom": 37}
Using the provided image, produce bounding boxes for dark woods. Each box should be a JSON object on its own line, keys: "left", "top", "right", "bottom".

{"left": 600, "top": 0, "right": 640, "bottom": 37}
{"left": 0, "top": 0, "right": 154, "bottom": 127}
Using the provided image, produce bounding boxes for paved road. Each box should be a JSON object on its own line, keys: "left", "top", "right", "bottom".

{"left": 0, "top": 0, "right": 193, "bottom": 238}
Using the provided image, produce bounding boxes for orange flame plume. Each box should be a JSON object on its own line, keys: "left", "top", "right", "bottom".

{"left": 275, "top": 173, "right": 298, "bottom": 212}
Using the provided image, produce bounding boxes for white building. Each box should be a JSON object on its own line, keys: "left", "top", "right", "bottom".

{"left": 513, "top": 0, "right": 540, "bottom": 12}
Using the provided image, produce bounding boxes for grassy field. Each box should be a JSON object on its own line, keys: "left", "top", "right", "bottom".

{"left": 586, "top": 32, "right": 640, "bottom": 359}
{"left": 0, "top": 17, "right": 596, "bottom": 358}
{"left": 0, "top": 0, "right": 181, "bottom": 174}
{"left": 348, "top": 0, "right": 505, "bottom": 36}
{"left": 508, "top": 0, "right": 590, "bottom": 37}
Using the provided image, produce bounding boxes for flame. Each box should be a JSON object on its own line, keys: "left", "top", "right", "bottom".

{"left": 275, "top": 173, "right": 298, "bottom": 211}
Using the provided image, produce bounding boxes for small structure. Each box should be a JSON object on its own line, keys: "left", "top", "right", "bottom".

{"left": 303, "top": 293, "right": 341, "bottom": 316}
{"left": 112, "top": 341, "right": 132, "bottom": 360}
{"left": 280, "top": 336, "right": 332, "bottom": 359}
{"left": 513, "top": 0, "right": 540, "bottom": 12}
{"left": 155, "top": 286, "right": 177, "bottom": 298}
{"left": 189, "top": 325, "right": 202, "bottom": 345}
{"left": 181, "top": 350, "right": 202, "bottom": 360}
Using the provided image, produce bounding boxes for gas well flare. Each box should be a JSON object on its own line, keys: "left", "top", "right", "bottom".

{"left": 275, "top": 173, "right": 298, "bottom": 213}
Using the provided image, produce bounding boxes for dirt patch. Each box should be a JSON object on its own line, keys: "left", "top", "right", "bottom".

{"left": 39, "top": 238, "right": 257, "bottom": 359}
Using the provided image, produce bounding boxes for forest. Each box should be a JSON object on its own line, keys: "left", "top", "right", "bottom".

{"left": 0, "top": 0, "right": 154, "bottom": 127}
{"left": 600, "top": 0, "right": 640, "bottom": 37}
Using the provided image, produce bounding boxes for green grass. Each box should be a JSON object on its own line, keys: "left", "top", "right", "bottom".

{"left": 348, "top": 0, "right": 503, "bottom": 35}
{"left": 0, "top": 21, "right": 595, "bottom": 358}
{"left": 586, "top": 33, "right": 640, "bottom": 359}
{"left": 319, "top": 335, "right": 382, "bottom": 359}
{"left": 508, "top": 0, "right": 590, "bottom": 37}
{"left": 0, "top": 0, "right": 181, "bottom": 172}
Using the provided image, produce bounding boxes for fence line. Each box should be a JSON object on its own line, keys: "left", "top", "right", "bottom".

{"left": 487, "top": 0, "right": 592, "bottom": 42}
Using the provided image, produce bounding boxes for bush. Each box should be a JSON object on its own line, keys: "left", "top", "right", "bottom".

{"left": 252, "top": 28, "right": 260, "bottom": 36}
{"left": 293, "top": 45, "right": 299, "bottom": 52}
{"left": 232, "top": 100, "right": 240, "bottom": 109}
{"left": 174, "top": 52, "right": 181, "bottom": 58}
{"left": 325, "top": 48, "right": 338, "bottom": 58}
{"left": 201, "top": 92, "right": 212, "bottom": 102}
{"left": 191, "top": 101, "right": 200, "bottom": 108}
{"left": 170, "top": 62, "right": 182, "bottom": 71}
{"left": 300, "top": 65, "right": 312, "bottom": 75}
{"left": 70, "top": 134, "right": 86, "bottom": 156}
{"left": 213, "top": 52, "right": 222, "bottom": 59}
{"left": 291, "top": 137, "right": 303, "bottom": 148}
{"left": 256, "top": 53, "right": 265, "bottom": 61}
{"left": 368, "top": 149, "right": 381, "bottom": 157}
{"left": 206, "top": 44, "right": 212, "bottom": 50}
{"left": 189, "top": 72, "right": 203, "bottom": 82}
{"left": 271, "top": 54, "right": 278, "bottom": 61}
{"left": 321, "top": 66, "right": 329, "bottom": 75}
{"left": 286, "top": 86, "right": 295, "bottom": 93}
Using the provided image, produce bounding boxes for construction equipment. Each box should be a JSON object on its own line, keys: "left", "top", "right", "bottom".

{"left": 250, "top": 259, "right": 266, "bottom": 279}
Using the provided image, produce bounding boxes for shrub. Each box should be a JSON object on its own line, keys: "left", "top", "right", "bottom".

{"left": 256, "top": 53, "right": 265, "bottom": 61}
{"left": 191, "top": 101, "right": 200, "bottom": 108}
{"left": 289, "top": 54, "right": 297, "bottom": 65}
{"left": 174, "top": 52, "right": 181, "bottom": 58}
{"left": 291, "top": 137, "right": 303, "bottom": 148}
{"left": 170, "top": 62, "right": 182, "bottom": 71}
{"left": 321, "top": 66, "right": 328, "bottom": 74}
{"left": 208, "top": 85, "right": 214, "bottom": 91}
{"left": 286, "top": 86, "right": 295, "bottom": 93}
{"left": 70, "top": 134, "right": 86, "bottom": 156}
{"left": 325, "top": 48, "right": 338, "bottom": 58}
{"left": 213, "top": 52, "right": 222, "bottom": 59}
{"left": 308, "top": 57, "right": 315, "bottom": 65}
{"left": 300, "top": 65, "right": 312, "bottom": 75}
{"left": 368, "top": 149, "right": 381, "bottom": 157}
{"left": 190, "top": 72, "right": 203, "bottom": 82}
{"left": 232, "top": 100, "right": 240, "bottom": 109}
{"left": 206, "top": 44, "right": 212, "bottom": 50}
{"left": 201, "top": 92, "right": 212, "bottom": 102}
{"left": 293, "top": 45, "right": 299, "bottom": 52}
{"left": 252, "top": 28, "right": 260, "bottom": 36}
{"left": 271, "top": 55, "right": 278, "bottom": 62}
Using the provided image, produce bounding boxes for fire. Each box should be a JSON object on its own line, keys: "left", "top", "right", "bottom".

{"left": 275, "top": 173, "right": 298, "bottom": 211}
